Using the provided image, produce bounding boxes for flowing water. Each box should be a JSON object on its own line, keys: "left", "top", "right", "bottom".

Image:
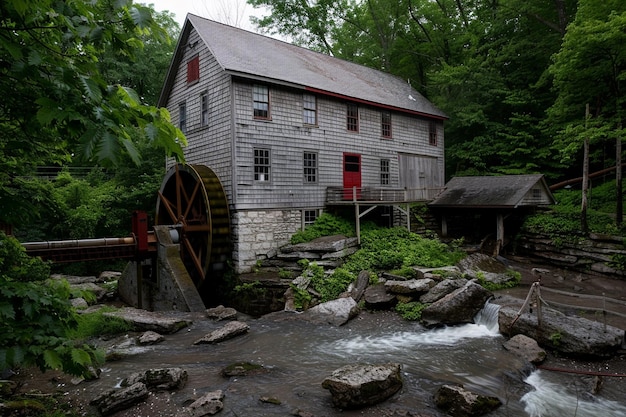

{"left": 82, "top": 302, "right": 626, "bottom": 417}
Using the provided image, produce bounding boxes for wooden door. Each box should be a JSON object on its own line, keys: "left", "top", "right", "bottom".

{"left": 398, "top": 154, "right": 440, "bottom": 200}
{"left": 343, "top": 153, "right": 361, "bottom": 200}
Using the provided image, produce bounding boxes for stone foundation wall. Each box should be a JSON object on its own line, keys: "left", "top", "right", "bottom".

{"left": 516, "top": 231, "right": 626, "bottom": 277}
{"left": 231, "top": 209, "right": 302, "bottom": 274}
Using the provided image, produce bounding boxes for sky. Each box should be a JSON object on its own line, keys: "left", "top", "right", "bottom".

{"left": 144, "top": 0, "right": 269, "bottom": 31}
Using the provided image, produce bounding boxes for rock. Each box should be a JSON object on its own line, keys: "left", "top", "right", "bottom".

{"left": 363, "top": 283, "right": 397, "bottom": 310}
{"left": 301, "top": 297, "right": 359, "bottom": 326}
{"left": 421, "top": 280, "right": 492, "bottom": 327}
{"left": 138, "top": 331, "right": 165, "bottom": 345}
{"left": 457, "top": 253, "right": 518, "bottom": 287}
{"left": 498, "top": 305, "right": 625, "bottom": 357}
{"left": 193, "top": 320, "right": 250, "bottom": 344}
{"left": 503, "top": 334, "right": 546, "bottom": 364}
{"left": 90, "top": 382, "right": 149, "bottom": 416}
{"left": 176, "top": 390, "right": 224, "bottom": 417}
{"left": 103, "top": 307, "right": 190, "bottom": 334}
{"left": 221, "top": 362, "right": 267, "bottom": 377}
{"left": 122, "top": 367, "right": 188, "bottom": 390}
{"left": 71, "top": 297, "right": 89, "bottom": 309}
{"left": 385, "top": 278, "right": 434, "bottom": 295}
{"left": 205, "top": 305, "right": 237, "bottom": 321}
{"left": 420, "top": 278, "right": 468, "bottom": 303}
{"left": 99, "top": 271, "right": 122, "bottom": 281}
{"left": 434, "top": 384, "right": 501, "bottom": 416}
{"left": 259, "top": 396, "right": 281, "bottom": 405}
{"left": 281, "top": 235, "right": 358, "bottom": 253}
{"left": 350, "top": 270, "right": 370, "bottom": 302}
{"left": 415, "top": 266, "right": 462, "bottom": 279}
{"left": 321, "top": 363, "right": 402, "bottom": 409}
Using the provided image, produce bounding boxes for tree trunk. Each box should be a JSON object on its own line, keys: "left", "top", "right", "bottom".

{"left": 617, "top": 120, "right": 623, "bottom": 227}
{"left": 581, "top": 104, "right": 589, "bottom": 234}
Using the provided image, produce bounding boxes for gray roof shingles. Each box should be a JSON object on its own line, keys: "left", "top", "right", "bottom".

{"left": 429, "top": 174, "right": 554, "bottom": 208}
{"left": 163, "top": 14, "right": 446, "bottom": 119}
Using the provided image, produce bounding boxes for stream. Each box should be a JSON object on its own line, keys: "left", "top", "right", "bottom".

{"left": 80, "top": 303, "right": 626, "bottom": 417}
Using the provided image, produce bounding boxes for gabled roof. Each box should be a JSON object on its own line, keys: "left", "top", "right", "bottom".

{"left": 429, "top": 174, "right": 556, "bottom": 209}
{"left": 158, "top": 14, "right": 447, "bottom": 120}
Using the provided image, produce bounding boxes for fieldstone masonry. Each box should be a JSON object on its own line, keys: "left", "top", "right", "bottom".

{"left": 232, "top": 209, "right": 303, "bottom": 273}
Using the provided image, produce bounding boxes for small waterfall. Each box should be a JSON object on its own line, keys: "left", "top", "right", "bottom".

{"left": 522, "top": 371, "right": 626, "bottom": 417}
{"left": 474, "top": 300, "right": 501, "bottom": 333}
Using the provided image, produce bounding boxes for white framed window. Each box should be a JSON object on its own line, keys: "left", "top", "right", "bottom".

{"left": 200, "top": 92, "right": 209, "bottom": 127}
{"left": 304, "top": 151, "right": 317, "bottom": 183}
{"left": 380, "top": 159, "right": 390, "bottom": 185}
{"left": 253, "top": 84, "right": 270, "bottom": 119}
{"left": 429, "top": 121, "right": 438, "bottom": 146}
{"left": 382, "top": 111, "right": 392, "bottom": 138}
{"left": 303, "top": 209, "right": 319, "bottom": 228}
{"left": 178, "top": 102, "right": 187, "bottom": 133}
{"left": 303, "top": 93, "right": 317, "bottom": 125}
{"left": 254, "top": 148, "right": 271, "bottom": 181}
{"left": 347, "top": 103, "right": 358, "bottom": 132}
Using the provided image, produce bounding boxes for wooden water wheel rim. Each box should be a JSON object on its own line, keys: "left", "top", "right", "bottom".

{"left": 156, "top": 164, "right": 213, "bottom": 287}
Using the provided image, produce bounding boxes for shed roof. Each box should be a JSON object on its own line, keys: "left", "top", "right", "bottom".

{"left": 428, "top": 174, "right": 556, "bottom": 209}
{"left": 158, "top": 15, "right": 447, "bottom": 120}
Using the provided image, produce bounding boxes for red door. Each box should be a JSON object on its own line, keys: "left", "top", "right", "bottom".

{"left": 343, "top": 153, "right": 361, "bottom": 200}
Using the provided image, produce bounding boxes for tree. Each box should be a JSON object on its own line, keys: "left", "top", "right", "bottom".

{"left": 0, "top": 0, "right": 186, "bottom": 228}
{"left": 548, "top": 0, "right": 626, "bottom": 226}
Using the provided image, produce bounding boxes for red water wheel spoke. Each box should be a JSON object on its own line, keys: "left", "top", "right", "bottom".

{"left": 157, "top": 192, "right": 178, "bottom": 224}
{"left": 182, "top": 235, "right": 205, "bottom": 282}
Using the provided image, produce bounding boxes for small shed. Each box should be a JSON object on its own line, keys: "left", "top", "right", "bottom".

{"left": 428, "top": 174, "right": 556, "bottom": 254}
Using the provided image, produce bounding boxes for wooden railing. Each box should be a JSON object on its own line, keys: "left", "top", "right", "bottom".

{"left": 326, "top": 186, "right": 441, "bottom": 204}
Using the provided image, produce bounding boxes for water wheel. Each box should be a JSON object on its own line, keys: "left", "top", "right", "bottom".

{"left": 155, "top": 164, "right": 231, "bottom": 293}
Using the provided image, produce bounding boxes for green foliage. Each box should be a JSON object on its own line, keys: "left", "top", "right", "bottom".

{"left": 291, "top": 285, "right": 312, "bottom": 310}
{"left": 549, "top": 331, "right": 562, "bottom": 347}
{"left": 0, "top": 0, "right": 185, "bottom": 228}
{"left": 290, "top": 213, "right": 355, "bottom": 244}
{"left": 476, "top": 271, "right": 521, "bottom": 291}
{"left": 395, "top": 301, "right": 428, "bottom": 321}
{"left": 0, "top": 233, "right": 102, "bottom": 377}
{"left": 68, "top": 308, "right": 133, "bottom": 339}
{"left": 341, "top": 227, "right": 466, "bottom": 276}
{"left": 295, "top": 227, "right": 464, "bottom": 303}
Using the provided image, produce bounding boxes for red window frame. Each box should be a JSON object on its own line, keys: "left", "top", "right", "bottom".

{"left": 187, "top": 55, "right": 200, "bottom": 84}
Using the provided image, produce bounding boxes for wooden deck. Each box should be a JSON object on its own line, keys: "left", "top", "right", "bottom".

{"left": 326, "top": 186, "right": 441, "bottom": 205}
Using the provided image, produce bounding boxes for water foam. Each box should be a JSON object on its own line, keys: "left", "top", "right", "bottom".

{"left": 522, "top": 371, "right": 626, "bottom": 417}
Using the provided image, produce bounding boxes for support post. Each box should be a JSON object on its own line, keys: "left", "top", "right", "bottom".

{"left": 355, "top": 203, "right": 361, "bottom": 245}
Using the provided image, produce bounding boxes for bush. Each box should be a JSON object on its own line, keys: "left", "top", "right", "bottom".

{"left": 0, "top": 233, "right": 103, "bottom": 377}
{"left": 290, "top": 213, "right": 355, "bottom": 244}
{"left": 395, "top": 301, "right": 428, "bottom": 321}
{"left": 69, "top": 308, "right": 133, "bottom": 339}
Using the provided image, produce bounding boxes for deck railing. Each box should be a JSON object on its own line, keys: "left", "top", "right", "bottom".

{"left": 326, "top": 186, "right": 441, "bottom": 204}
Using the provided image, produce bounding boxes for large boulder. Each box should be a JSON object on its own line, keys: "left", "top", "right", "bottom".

{"left": 301, "top": 297, "right": 360, "bottom": 326}
{"left": 90, "top": 382, "right": 149, "bottom": 416}
{"left": 434, "top": 384, "right": 501, "bottom": 416}
{"left": 457, "top": 253, "right": 518, "bottom": 287}
{"left": 122, "top": 367, "right": 188, "bottom": 390}
{"left": 176, "top": 390, "right": 225, "bottom": 417}
{"left": 499, "top": 305, "right": 624, "bottom": 357}
{"left": 384, "top": 278, "right": 434, "bottom": 295}
{"left": 103, "top": 307, "right": 190, "bottom": 334}
{"left": 350, "top": 270, "right": 371, "bottom": 302}
{"left": 193, "top": 321, "right": 250, "bottom": 345}
{"left": 321, "top": 363, "right": 402, "bottom": 409}
{"left": 420, "top": 278, "right": 468, "bottom": 303}
{"left": 421, "top": 280, "right": 493, "bottom": 327}
{"left": 503, "top": 334, "right": 546, "bottom": 364}
{"left": 363, "top": 283, "right": 397, "bottom": 310}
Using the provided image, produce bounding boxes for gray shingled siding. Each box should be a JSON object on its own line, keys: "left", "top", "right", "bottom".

{"left": 167, "top": 28, "right": 234, "bottom": 204}
{"left": 232, "top": 82, "right": 444, "bottom": 210}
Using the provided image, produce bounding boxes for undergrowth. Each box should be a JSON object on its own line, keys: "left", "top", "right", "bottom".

{"left": 395, "top": 301, "right": 428, "bottom": 321}
{"left": 68, "top": 307, "right": 133, "bottom": 339}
